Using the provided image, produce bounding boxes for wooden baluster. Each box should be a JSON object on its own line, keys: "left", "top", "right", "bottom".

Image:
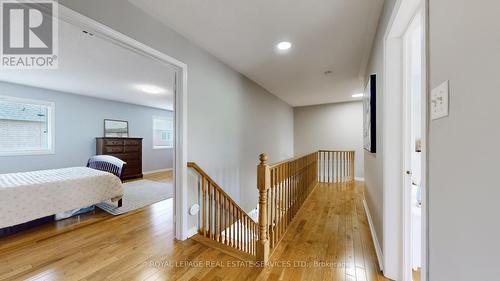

{"left": 269, "top": 171, "right": 274, "bottom": 248}
{"left": 244, "top": 216, "right": 247, "bottom": 253}
{"left": 236, "top": 209, "right": 239, "bottom": 250}
{"left": 215, "top": 189, "right": 219, "bottom": 242}
{"left": 277, "top": 166, "right": 281, "bottom": 241}
{"left": 346, "top": 152, "right": 348, "bottom": 181}
{"left": 219, "top": 192, "right": 222, "bottom": 243}
{"left": 225, "top": 197, "right": 229, "bottom": 245}
{"left": 341, "top": 152, "right": 344, "bottom": 182}
{"left": 247, "top": 217, "right": 249, "bottom": 253}
{"left": 234, "top": 204, "right": 237, "bottom": 248}
{"left": 317, "top": 152, "right": 320, "bottom": 182}
{"left": 343, "top": 151, "right": 346, "bottom": 182}
{"left": 229, "top": 202, "right": 234, "bottom": 247}
{"left": 327, "top": 151, "right": 330, "bottom": 183}
{"left": 288, "top": 162, "right": 292, "bottom": 225}
{"left": 322, "top": 151, "right": 325, "bottom": 183}
{"left": 207, "top": 181, "right": 212, "bottom": 239}
{"left": 257, "top": 153, "right": 270, "bottom": 263}
{"left": 337, "top": 151, "right": 340, "bottom": 183}
{"left": 291, "top": 160, "right": 295, "bottom": 217}
{"left": 239, "top": 210, "right": 242, "bottom": 251}
{"left": 342, "top": 151, "right": 344, "bottom": 182}
{"left": 285, "top": 163, "right": 288, "bottom": 228}
{"left": 238, "top": 208, "right": 241, "bottom": 250}
{"left": 280, "top": 164, "right": 284, "bottom": 238}
{"left": 240, "top": 211, "right": 243, "bottom": 251}
{"left": 348, "top": 151, "right": 351, "bottom": 181}
{"left": 202, "top": 176, "right": 206, "bottom": 237}
{"left": 348, "top": 151, "right": 352, "bottom": 182}
{"left": 234, "top": 205, "right": 238, "bottom": 249}
{"left": 353, "top": 151, "right": 355, "bottom": 182}
{"left": 275, "top": 167, "right": 278, "bottom": 245}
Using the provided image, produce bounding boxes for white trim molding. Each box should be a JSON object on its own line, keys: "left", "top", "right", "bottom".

{"left": 355, "top": 177, "right": 365, "bottom": 182}
{"left": 0, "top": 95, "right": 56, "bottom": 157}
{"left": 383, "top": 0, "right": 428, "bottom": 280}
{"left": 363, "top": 199, "right": 384, "bottom": 271}
{"left": 187, "top": 226, "right": 198, "bottom": 238}
{"left": 57, "top": 4, "right": 189, "bottom": 241}
{"left": 143, "top": 168, "right": 173, "bottom": 175}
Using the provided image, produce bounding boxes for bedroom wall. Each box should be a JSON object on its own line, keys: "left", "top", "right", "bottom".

{"left": 294, "top": 101, "right": 364, "bottom": 178}
{"left": 58, "top": 0, "right": 294, "bottom": 212}
{"left": 0, "top": 81, "right": 173, "bottom": 174}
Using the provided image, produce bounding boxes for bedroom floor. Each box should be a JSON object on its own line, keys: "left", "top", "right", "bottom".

{"left": 0, "top": 180, "right": 389, "bottom": 281}
{"left": 0, "top": 171, "right": 173, "bottom": 262}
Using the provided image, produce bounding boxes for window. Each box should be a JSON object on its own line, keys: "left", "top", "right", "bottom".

{"left": 0, "top": 96, "right": 55, "bottom": 156}
{"left": 153, "top": 116, "right": 173, "bottom": 149}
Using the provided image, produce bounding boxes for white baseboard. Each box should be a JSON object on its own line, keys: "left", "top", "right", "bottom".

{"left": 143, "top": 168, "right": 173, "bottom": 175}
{"left": 187, "top": 226, "right": 198, "bottom": 238}
{"left": 363, "top": 199, "right": 384, "bottom": 271}
{"left": 355, "top": 177, "right": 365, "bottom": 181}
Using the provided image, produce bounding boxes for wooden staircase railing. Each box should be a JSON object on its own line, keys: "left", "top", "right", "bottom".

{"left": 188, "top": 149, "right": 355, "bottom": 263}
{"left": 255, "top": 150, "right": 355, "bottom": 262}
{"left": 317, "top": 150, "right": 355, "bottom": 183}
{"left": 188, "top": 162, "right": 258, "bottom": 259}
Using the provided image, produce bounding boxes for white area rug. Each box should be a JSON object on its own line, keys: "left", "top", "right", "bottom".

{"left": 96, "top": 180, "right": 173, "bottom": 215}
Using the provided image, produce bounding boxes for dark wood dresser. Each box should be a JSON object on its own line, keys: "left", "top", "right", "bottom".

{"left": 96, "top": 137, "right": 143, "bottom": 180}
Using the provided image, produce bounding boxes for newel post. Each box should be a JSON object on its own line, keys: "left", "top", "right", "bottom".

{"left": 257, "top": 153, "right": 270, "bottom": 263}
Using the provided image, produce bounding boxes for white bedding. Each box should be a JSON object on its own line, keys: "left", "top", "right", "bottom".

{"left": 0, "top": 167, "right": 123, "bottom": 228}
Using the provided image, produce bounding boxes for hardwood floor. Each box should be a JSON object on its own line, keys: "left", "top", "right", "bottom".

{"left": 0, "top": 178, "right": 389, "bottom": 281}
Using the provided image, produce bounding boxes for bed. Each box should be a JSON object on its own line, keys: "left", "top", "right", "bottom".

{"left": 0, "top": 167, "right": 123, "bottom": 229}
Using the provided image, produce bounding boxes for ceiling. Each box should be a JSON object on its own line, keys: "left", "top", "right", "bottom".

{"left": 129, "top": 0, "right": 383, "bottom": 106}
{"left": 0, "top": 19, "right": 177, "bottom": 110}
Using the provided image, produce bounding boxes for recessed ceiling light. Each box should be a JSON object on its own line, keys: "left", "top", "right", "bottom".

{"left": 277, "top": 41, "right": 292, "bottom": 51}
{"left": 135, "top": 84, "right": 166, "bottom": 95}
{"left": 352, "top": 93, "right": 364, "bottom": 98}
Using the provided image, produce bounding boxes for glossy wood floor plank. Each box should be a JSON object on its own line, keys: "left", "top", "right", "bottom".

{"left": 0, "top": 178, "right": 390, "bottom": 281}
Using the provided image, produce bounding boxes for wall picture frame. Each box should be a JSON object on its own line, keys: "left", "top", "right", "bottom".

{"left": 104, "top": 119, "right": 129, "bottom": 138}
{"left": 363, "top": 74, "right": 377, "bottom": 153}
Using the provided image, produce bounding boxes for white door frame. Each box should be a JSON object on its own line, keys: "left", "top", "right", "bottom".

{"left": 56, "top": 4, "right": 190, "bottom": 240}
{"left": 383, "top": 0, "right": 428, "bottom": 280}
{"left": 402, "top": 11, "right": 424, "bottom": 281}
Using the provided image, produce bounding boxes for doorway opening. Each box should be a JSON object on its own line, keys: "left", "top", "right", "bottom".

{"left": 383, "top": 0, "right": 427, "bottom": 280}
{"left": 403, "top": 11, "right": 424, "bottom": 281}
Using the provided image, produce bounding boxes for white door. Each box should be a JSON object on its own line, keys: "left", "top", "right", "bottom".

{"left": 403, "top": 11, "right": 424, "bottom": 281}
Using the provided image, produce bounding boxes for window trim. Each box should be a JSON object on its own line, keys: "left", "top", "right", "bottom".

{"left": 152, "top": 115, "right": 173, "bottom": 150}
{"left": 0, "top": 95, "right": 56, "bottom": 156}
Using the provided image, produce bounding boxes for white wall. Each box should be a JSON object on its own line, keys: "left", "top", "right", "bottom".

{"left": 294, "top": 101, "right": 364, "bottom": 178}
{"left": 364, "top": 0, "right": 397, "bottom": 252}
{"left": 59, "top": 0, "right": 294, "bottom": 212}
{"left": 428, "top": 0, "right": 500, "bottom": 280}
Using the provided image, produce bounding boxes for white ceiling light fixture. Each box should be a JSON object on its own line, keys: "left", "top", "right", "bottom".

{"left": 276, "top": 41, "right": 292, "bottom": 51}
{"left": 135, "top": 84, "right": 167, "bottom": 95}
{"left": 352, "top": 93, "right": 364, "bottom": 98}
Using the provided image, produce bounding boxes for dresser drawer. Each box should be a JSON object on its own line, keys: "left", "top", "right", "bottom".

{"left": 124, "top": 139, "right": 141, "bottom": 146}
{"left": 123, "top": 159, "right": 141, "bottom": 166}
{"left": 123, "top": 164, "right": 142, "bottom": 176}
{"left": 104, "top": 139, "right": 124, "bottom": 146}
{"left": 124, "top": 146, "right": 140, "bottom": 152}
{"left": 109, "top": 153, "right": 139, "bottom": 161}
{"left": 104, "top": 146, "right": 124, "bottom": 153}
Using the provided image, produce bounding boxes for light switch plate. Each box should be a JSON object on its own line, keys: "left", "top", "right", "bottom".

{"left": 431, "top": 80, "right": 449, "bottom": 120}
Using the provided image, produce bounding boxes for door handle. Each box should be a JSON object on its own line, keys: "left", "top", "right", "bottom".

{"left": 406, "top": 170, "right": 412, "bottom": 175}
